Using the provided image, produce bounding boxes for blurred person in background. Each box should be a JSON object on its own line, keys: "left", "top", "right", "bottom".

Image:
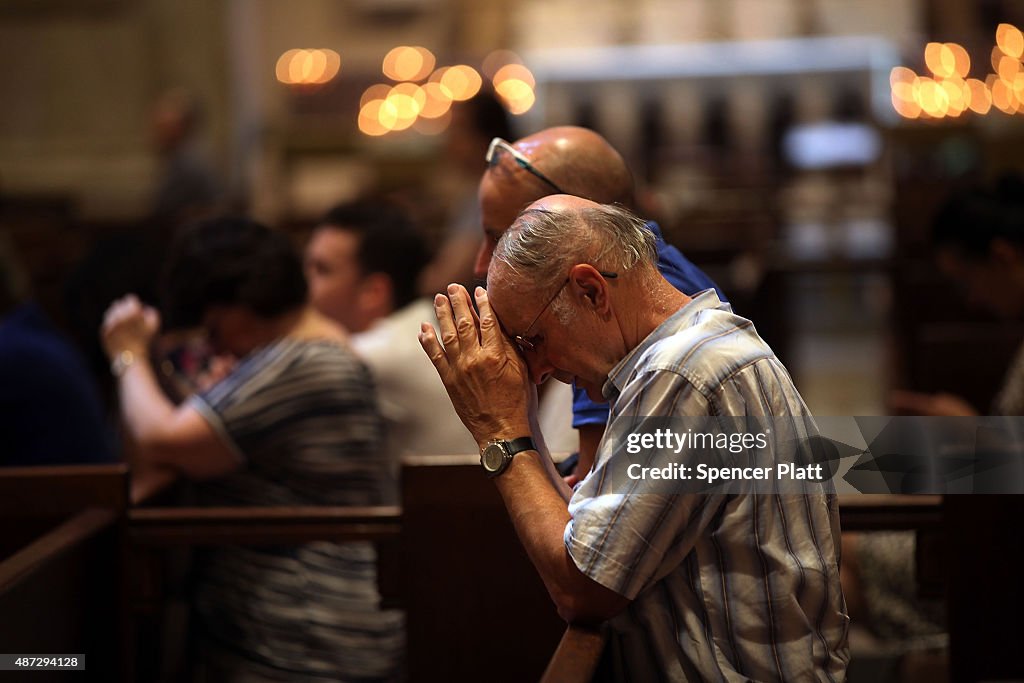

{"left": 101, "top": 216, "right": 401, "bottom": 682}
{"left": 0, "top": 234, "right": 114, "bottom": 466}
{"left": 842, "top": 178, "right": 1024, "bottom": 678}
{"left": 418, "top": 90, "right": 513, "bottom": 295}
{"left": 891, "top": 174, "right": 1024, "bottom": 416}
{"left": 306, "top": 198, "right": 478, "bottom": 456}
{"left": 150, "top": 87, "right": 225, "bottom": 233}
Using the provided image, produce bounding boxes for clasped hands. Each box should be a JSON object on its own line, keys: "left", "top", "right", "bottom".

{"left": 101, "top": 294, "right": 161, "bottom": 361}
{"left": 419, "top": 284, "right": 533, "bottom": 449}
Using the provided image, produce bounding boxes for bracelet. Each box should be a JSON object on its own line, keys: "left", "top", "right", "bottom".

{"left": 110, "top": 350, "right": 138, "bottom": 378}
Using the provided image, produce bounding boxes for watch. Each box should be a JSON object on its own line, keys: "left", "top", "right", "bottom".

{"left": 480, "top": 436, "right": 536, "bottom": 478}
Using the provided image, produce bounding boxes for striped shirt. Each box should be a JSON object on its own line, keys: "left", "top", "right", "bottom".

{"left": 189, "top": 339, "right": 403, "bottom": 681}
{"left": 566, "top": 290, "right": 849, "bottom": 682}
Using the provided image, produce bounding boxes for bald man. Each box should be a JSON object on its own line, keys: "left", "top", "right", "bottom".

{"left": 420, "top": 196, "right": 848, "bottom": 681}
{"left": 474, "top": 126, "right": 725, "bottom": 481}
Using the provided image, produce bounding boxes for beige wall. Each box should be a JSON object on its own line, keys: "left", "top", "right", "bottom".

{"left": 0, "top": 1, "right": 228, "bottom": 219}
{"left": 0, "top": 0, "right": 937, "bottom": 220}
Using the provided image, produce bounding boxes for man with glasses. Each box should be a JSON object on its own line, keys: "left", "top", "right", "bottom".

{"left": 419, "top": 195, "right": 848, "bottom": 681}
{"left": 475, "top": 126, "right": 725, "bottom": 482}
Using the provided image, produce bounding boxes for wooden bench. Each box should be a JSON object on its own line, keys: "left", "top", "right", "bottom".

{"left": 0, "top": 464, "right": 130, "bottom": 682}
{"left": 124, "top": 457, "right": 566, "bottom": 682}
{"left": 0, "top": 463, "right": 954, "bottom": 683}
{"left": 399, "top": 455, "right": 566, "bottom": 682}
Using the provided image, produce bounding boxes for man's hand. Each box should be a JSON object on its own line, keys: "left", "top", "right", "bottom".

{"left": 419, "top": 284, "right": 532, "bottom": 447}
{"left": 101, "top": 294, "right": 161, "bottom": 360}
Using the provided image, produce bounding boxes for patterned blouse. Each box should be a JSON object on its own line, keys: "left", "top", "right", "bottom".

{"left": 188, "top": 338, "right": 403, "bottom": 682}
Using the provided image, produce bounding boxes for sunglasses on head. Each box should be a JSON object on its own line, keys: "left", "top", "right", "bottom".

{"left": 485, "top": 137, "right": 566, "bottom": 195}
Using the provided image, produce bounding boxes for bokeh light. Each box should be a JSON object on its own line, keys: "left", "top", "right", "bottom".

{"left": 924, "top": 42, "right": 956, "bottom": 79}
{"left": 989, "top": 75, "right": 1016, "bottom": 113}
{"left": 890, "top": 66, "right": 916, "bottom": 87}
{"left": 947, "top": 43, "right": 971, "bottom": 79}
{"left": 419, "top": 81, "right": 453, "bottom": 119}
{"left": 482, "top": 50, "right": 524, "bottom": 80}
{"left": 997, "top": 23, "right": 1024, "bottom": 60}
{"left": 493, "top": 63, "right": 536, "bottom": 90}
{"left": 387, "top": 83, "right": 426, "bottom": 119}
{"left": 942, "top": 78, "right": 968, "bottom": 116}
{"left": 359, "top": 99, "right": 395, "bottom": 136}
{"left": 433, "top": 65, "right": 482, "bottom": 101}
{"left": 891, "top": 90, "right": 922, "bottom": 119}
{"left": 361, "top": 84, "right": 393, "bottom": 108}
{"left": 916, "top": 77, "right": 949, "bottom": 117}
{"left": 276, "top": 49, "right": 341, "bottom": 85}
{"left": 382, "top": 46, "right": 436, "bottom": 82}
{"left": 966, "top": 78, "right": 992, "bottom": 114}
{"left": 892, "top": 27, "right": 1024, "bottom": 119}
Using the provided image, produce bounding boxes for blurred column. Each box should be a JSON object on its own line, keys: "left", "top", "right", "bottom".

{"left": 595, "top": 82, "right": 641, "bottom": 166}
{"left": 226, "top": 0, "right": 266, "bottom": 217}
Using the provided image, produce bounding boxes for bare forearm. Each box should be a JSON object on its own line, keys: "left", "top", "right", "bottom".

{"left": 117, "top": 358, "right": 178, "bottom": 451}
{"left": 494, "top": 450, "right": 627, "bottom": 624}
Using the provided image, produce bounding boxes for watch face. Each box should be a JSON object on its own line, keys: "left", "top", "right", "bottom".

{"left": 482, "top": 443, "right": 507, "bottom": 472}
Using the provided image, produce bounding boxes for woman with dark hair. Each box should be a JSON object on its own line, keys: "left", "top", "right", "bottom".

{"left": 101, "top": 216, "right": 401, "bottom": 682}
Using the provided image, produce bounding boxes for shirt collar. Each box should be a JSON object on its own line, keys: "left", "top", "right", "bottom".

{"left": 602, "top": 289, "right": 725, "bottom": 401}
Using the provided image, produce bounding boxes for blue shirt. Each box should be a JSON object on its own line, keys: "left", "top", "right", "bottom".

{"left": 0, "top": 303, "right": 114, "bottom": 466}
{"left": 571, "top": 221, "right": 726, "bottom": 428}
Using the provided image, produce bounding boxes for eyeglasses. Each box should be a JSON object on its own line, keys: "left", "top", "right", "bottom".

{"left": 486, "top": 137, "right": 566, "bottom": 195}
{"left": 512, "top": 271, "right": 618, "bottom": 353}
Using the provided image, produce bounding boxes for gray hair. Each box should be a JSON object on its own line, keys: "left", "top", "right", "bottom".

{"left": 492, "top": 203, "right": 657, "bottom": 292}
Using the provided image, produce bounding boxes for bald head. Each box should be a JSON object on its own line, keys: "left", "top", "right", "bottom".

{"left": 475, "top": 126, "right": 636, "bottom": 279}
{"left": 515, "top": 127, "right": 635, "bottom": 207}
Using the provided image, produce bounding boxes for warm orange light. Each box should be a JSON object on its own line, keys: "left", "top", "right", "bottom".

{"left": 482, "top": 50, "right": 523, "bottom": 80}
{"left": 419, "top": 81, "right": 453, "bottom": 119}
{"left": 890, "top": 66, "right": 917, "bottom": 87}
{"left": 434, "top": 65, "right": 482, "bottom": 101}
{"left": 992, "top": 46, "right": 1005, "bottom": 74}
{"left": 998, "top": 54, "right": 1021, "bottom": 83}
{"left": 493, "top": 63, "right": 536, "bottom": 90}
{"left": 892, "top": 79, "right": 916, "bottom": 103}
{"left": 941, "top": 78, "right": 968, "bottom": 116}
{"left": 276, "top": 49, "right": 341, "bottom": 85}
{"left": 291, "top": 50, "right": 317, "bottom": 83}
{"left": 990, "top": 77, "right": 1016, "bottom": 113}
{"left": 997, "top": 23, "right": 1024, "bottom": 60}
{"left": 387, "top": 82, "right": 426, "bottom": 119}
{"left": 966, "top": 78, "right": 992, "bottom": 114}
{"left": 891, "top": 91, "right": 922, "bottom": 119}
{"left": 506, "top": 88, "right": 536, "bottom": 115}
{"left": 359, "top": 100, "right": 394, "bottom": 136}
{"left": 925, "top": 42, "right": 956, "bottom": 79}
{"left": 916, "top": 77, "right": 949, "bottom": 117}
{"left": 276, "top": 49, "right": 301, "bottom": 83}
{"left": 361, "top": 84, "right": 392, "bottom": 108}
{"left": 494, "top": 78, "right": 536, "bottom": 114}
{"left": 947, "top": 43, "right": 971, "bottom": 79}
{"left": 383, "top": 45, "right": 436, "bottom": 82}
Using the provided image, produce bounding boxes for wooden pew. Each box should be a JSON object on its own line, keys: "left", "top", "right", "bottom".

{"left": 838, "top": 494, "right": 943, "bottom": 531}
{"left": 399, "top": 455, "right": 566, "bottom": 683}
{"left": 124, "top": 476, "right": 403, "bottom": 682}
{"left": 120, "top": 466, "right": 951, "bottom": 683}
{"left": 540, "top": 625, "right": 608, "bottom": 683}
{"left": 0, "top": 464, "right": 130, "bottom": 682}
